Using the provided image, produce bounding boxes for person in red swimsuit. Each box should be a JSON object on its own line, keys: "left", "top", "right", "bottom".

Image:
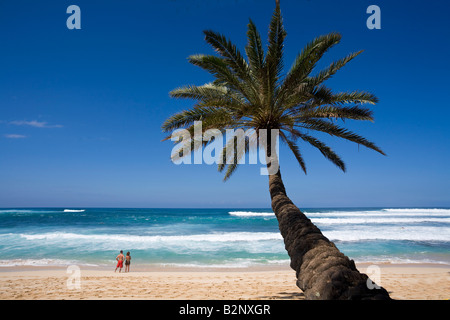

{"left": 115, "top": 250, "right": 125, "bottom": 272}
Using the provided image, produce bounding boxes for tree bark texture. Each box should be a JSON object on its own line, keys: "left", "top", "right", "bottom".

{"left": 268, "top": 169, "right": 391, "bottom": 300}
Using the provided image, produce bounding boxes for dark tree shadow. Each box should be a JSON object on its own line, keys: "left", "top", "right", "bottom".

{"left": 257, "top": 291, "right": 305, "bottom": 300}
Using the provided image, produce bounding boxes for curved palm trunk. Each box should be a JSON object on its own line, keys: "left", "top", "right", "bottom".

{"left": 268, "top": 169, "right": 391, "bottom": 300}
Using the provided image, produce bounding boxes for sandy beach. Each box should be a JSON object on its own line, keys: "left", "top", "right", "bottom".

{"left": 0, "top": 263, "right": 448, "bottom": 300}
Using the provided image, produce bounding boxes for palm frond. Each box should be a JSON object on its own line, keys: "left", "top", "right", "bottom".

{"left": 161, "top": 105, "right": 231, "bottom": 133}
{"left": 220, "top": 134, "right": 251, "bottom": 181}
{"left": 188, "top": 54, "right": 257, "bottom": 104}
{"left": 296, "top": 105, "right": 374, "bottom": 122}
{"left": 245, "top": 19, "right": 265, "bottom": 78}
{"left": 307, "top": 50, "right": 363, "bottom": 87}
{"left": 327, "top": 91, "right": 379, "bottom": 105}
{"left": 283, "top": 87, "right": 378, "bottom": 116}
{"left": 278, "top": 32, "right": 342, "bottom": 105}
{"left": 279, "top": 131, "right": 307, "bottom": 173}
{"left": 203, "top": 30, "right": 251, "bottom": 82}
{"left": 288, "top": 129, "right": 346, "bottom": 172}
{"left": 223, "top": 162, "right": 238, "bottom": 181}
{"left": 266, "top": 4, "right": 286, "bottom": 79}
{"left": 264, "top": 4, "right": 286, "bottom": 107}
{"left": 298, "top": 119, "right": 386, "bottom": 155}
{"left": 169, "top": 124, "right": 203, "bottom": 161}
{"left": 169, "top": 83, "right": 229, "bottom": 101}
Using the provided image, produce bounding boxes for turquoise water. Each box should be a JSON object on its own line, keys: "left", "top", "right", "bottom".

{"left": 0, "top": 208, "right": 449, "bottom": 268}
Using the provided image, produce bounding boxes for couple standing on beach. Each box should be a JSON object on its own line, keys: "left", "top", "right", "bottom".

{"left": 115, "top": 250, "right": 131, "bottom": 273}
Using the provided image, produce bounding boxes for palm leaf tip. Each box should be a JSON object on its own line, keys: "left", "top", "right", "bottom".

{"left": 246, "top": 19, "right": 265, "bottom": 75}
{"left": 280, "top": 131, "right": 307, "bottom": 174}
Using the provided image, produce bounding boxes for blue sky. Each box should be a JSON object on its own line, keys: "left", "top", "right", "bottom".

{"left": 0, "top": 0, "right": 449, "bottom": 208}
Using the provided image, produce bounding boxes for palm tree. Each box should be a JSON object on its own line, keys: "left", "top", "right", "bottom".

{"left": 162, "top": 3, "right": 391, "bottom": 299}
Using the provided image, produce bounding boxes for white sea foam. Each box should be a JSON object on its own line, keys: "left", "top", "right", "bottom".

{"left": 304, "top": 209, "right": 450, "bottom": 217}
{"left": 229, "top": 208, "right": 450, "bottom": 218}
{"left": 229, "top": 211, "right": 274, "bottom": 217}
{"left": 18, "top": 223, "right": 450, "bottom": 244}
{"left": 354, "top": 256, "right": 450, "bottom": 265}
{"left": 0, "top": 209, "right": 87, "bottom": 214}
{"left": 20, "top": 231, "right": 283, "bottom": 243}
{"left": 0, "top": 209, "right": 60, "bottom": 214}
{"left": 16, "top": 231, "right": 285, "bottom": 253}
{"left": 383, "top": 208, "right": 450, "bottom": 213}
{"left": 0, "top": 210, "right": 30, "bottom": 213}
{"left": 0, "top": 258, "right": 98, "bottom": 267}
{"left": 323, "top": 226, "right": 450, "bottom": 242}
{"left": 312, "top": 217, "right": 450, "bottom": 225}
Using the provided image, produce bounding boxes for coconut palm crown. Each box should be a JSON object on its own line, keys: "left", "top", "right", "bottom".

{"left": 162, "top": 4, "right": 385, "bottom": 179}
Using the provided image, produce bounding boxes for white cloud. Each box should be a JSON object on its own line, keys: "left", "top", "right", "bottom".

{"left": 4, "top": 134, "right": 26, "bottom": 139}
{"left": 10, "top": 120, "right": 63, "bottom": 128}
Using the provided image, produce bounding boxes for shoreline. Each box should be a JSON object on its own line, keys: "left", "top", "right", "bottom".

{"left": 1, "top": 263, "right": 449, "bottom": 300}
{"left": 1, "top": 260, "right": 448, "bottom": 272}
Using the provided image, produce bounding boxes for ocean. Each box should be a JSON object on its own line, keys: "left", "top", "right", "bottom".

{"left": 0, "top": 208, "right": 449, "bottom": 269}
